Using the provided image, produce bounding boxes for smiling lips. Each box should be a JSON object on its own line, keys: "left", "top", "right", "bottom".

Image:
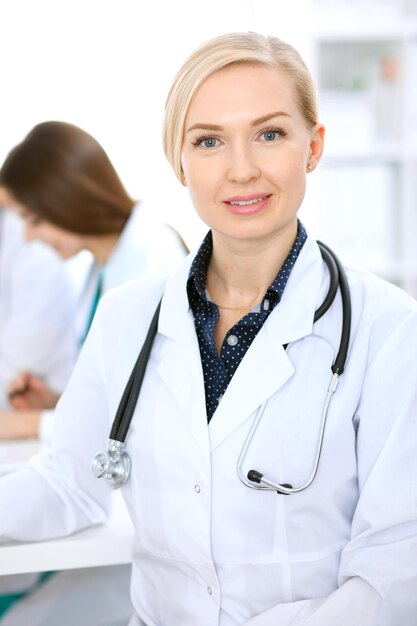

{"left": 224, "top": 193, "right": 271, "bottom": 215}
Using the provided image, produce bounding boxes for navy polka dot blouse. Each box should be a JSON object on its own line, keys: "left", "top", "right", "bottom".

{"left": 187, "top": 221, "right": 307, "bottom": 422}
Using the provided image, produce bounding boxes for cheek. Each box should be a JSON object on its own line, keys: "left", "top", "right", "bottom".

{"left": 186, "top": 184, "right": 210, "bottom": 221}
{"left": 72, "top": 237, "right": 83, "bottom": 252}
{"left": 183, "top": 161, "right": 212, "bottom": 201}
{"left": 42, "top": 230, "right": 70, "bottom": 252}
{"left": 44, "top": 231, "right": 62, "bottom": 247}
{"left": 265, "top": 151, "right": 307, "bottom": 186}
{"left": 182, "top": 147, "right": 221, "bottom": 191}
{"left": 59, "top": 235, "right": 79, "bottom": 252}
{"left": 183, "top": 170, "right": 221, "bottom": 228}
{"left": 182, "top": 155, "right": 201, "bottom": 183}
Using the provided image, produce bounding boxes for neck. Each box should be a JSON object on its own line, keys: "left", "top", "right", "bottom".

{"left": 206, "top": 223, "right": 298, "bottom": 310}
{"left": 84, "top": 232, "right": 120, "bottom": 264}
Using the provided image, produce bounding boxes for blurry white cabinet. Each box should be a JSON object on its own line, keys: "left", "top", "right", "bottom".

{"left": 303, "top": 0, "right": 417, "bottom": 296}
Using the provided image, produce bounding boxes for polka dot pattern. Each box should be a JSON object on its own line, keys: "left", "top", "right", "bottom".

{"left": 187, "top": 222, "right": 307, "bottom": 421}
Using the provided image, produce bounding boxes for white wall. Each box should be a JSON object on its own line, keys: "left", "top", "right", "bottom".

{"left": 1, "top": 0, "right": 310, "bottom": 247}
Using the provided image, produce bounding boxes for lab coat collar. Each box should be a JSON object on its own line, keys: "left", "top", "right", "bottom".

{"left": 158, "top": 252, "right": 195, "bottom": 338}
{"left": 103, "top": 202, "right": 146, "bottom": 291}
{"left": 158, "top": 235, "right": 324, "bottom": 339}
{"left": 209, "top": 235, "right": 325, "bottom": 450}
{"left": 157, "top": 235, "right": 326, "bottom": 453}
{"left": 262, "top": 233, "right": 324, "bottom": 345}
{"left": 156, "top": 254, "right": 210, "bottom": 460}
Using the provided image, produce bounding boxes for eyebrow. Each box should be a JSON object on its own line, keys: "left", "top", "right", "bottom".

{"left": 252, "top": 111, "right": 291, "bottom": 126}
{"left": 186, "top": 111, "right": 291, "bottom": 133}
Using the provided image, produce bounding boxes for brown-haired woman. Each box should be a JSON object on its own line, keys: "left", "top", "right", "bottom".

{"left": 0, "top": 120, "right": 187, "bottom": 441}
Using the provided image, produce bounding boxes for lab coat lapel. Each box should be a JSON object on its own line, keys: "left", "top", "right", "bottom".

{"left": 156, "top": 257, "right": 210, "bottom": 462}
{"left": 208, "top": 329, "right": 295, "bottom": 452}
{"left": 209, "top": 236, "right": 325, "bottom": 451}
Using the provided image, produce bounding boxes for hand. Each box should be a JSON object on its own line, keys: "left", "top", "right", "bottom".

{"left": 0, "top": 410, "right": 41, "bottom": 440}
{"left": 8, "top": 373, "right": 60, "bottom": 410}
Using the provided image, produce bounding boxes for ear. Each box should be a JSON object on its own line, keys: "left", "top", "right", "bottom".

{"left": 307, "top": 123, "right": 325, "bottom": 172}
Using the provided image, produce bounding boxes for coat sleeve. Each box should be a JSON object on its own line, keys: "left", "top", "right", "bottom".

{"left": 0, "top": 221, "right": 77, "bottom": 407}
{"left": 0, "top": 298, "right": 113, "bottom": 542}
{"left": 242, "top": 308, "right": 417, "bottom": 626}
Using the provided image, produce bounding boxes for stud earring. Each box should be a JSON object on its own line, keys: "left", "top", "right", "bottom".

{"left": 307, "top": 162, "right": 314, "bottom": 171}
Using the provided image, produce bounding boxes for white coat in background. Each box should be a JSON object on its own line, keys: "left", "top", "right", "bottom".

{"left": 0, "top": 211, "right": 76, "bottom": 408}
{"left": 39, "top": 200, "right": 187, "bottom": 441}
{"left": 1, "top": 235, "right": 417, "bottom": 626}
{"left": 0, "top": 201, "right": 186, "bottom": 626}
{"left": 63, "top": 200, "right": 187, "bottom": 345}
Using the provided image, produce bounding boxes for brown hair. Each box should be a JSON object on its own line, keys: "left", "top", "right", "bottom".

{"left": 163, "top": 32, "right": 318, "bottom": 182}
{"left": 0, "top": 121, "right": 135, "bottom": 235}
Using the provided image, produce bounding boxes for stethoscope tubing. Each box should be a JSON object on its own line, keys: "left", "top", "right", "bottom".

{"left": 236, "top": 243, "right": 351, "bottom": 494}
{"left": 236, "top": 371, "right": 339, "bottom": 494}
{"left": 109, "top": 300, "right": 162, "bottom": 442}
{"left": 93, "top": 241, "right": 351, "bottom": 492}
{"left": 318, "top": 241, "right": 352, "bottom": 376}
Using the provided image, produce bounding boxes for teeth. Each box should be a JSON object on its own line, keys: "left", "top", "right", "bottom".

{"left": 230, "top": 197, "right": 265, "bottom": 206}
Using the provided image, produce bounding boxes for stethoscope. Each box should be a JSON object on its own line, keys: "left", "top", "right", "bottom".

{"left": 92, "top": 241, "right": 351, "bottom": 493}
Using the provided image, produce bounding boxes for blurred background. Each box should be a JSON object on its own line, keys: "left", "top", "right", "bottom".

{"left": 1, "top": 0, "right": 417, "bottom": 294}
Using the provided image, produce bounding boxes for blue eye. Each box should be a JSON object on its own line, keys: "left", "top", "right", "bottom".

{"left": 259, "top": 127, "right": 287, "bottom": 142}
{"left": 191, "top": 135, "right": 220, "bottom": 148}
{"left": 201, "top": 137, "right": 218, "bottom": 148}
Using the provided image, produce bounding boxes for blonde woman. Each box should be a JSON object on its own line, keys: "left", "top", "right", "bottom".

{"left": 0, "top": 33, "right": 416, "bottom": 626}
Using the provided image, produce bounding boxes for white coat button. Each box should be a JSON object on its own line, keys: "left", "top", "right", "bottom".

{"left": 194, "top": 484, "right": 201, "bottom": 493}
{"left": 227, "top": 334, "right": 238, "bottom": 346}
{"left": 207, "top": 586, "right": 213, "bottom": 595}
{"left": 263, "top": 299, "right": 270, "bottom": 311}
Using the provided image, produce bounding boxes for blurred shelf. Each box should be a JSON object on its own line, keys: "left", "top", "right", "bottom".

{"left": 312, "top": 17, "right": 417, "bottom": 40}
{"left": 310, "top": 4, "right": 417, "bottom": 298}
{"left": 321, "top": 144, "right": 417, "bottom": 164}
{"left": 365, "top": 261, "right": 417, "bottom": 281}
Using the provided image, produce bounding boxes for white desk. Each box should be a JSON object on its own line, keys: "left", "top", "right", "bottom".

{"left": 0, "top": 440, "right": 134, "bottom": 576}
{"left": 0, "top": 439, "right": 40, "bottom": 474}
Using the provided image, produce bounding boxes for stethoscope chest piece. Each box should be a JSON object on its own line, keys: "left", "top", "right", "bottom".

{"left": 92, "top": 439, "right": 131, "bottom": 489}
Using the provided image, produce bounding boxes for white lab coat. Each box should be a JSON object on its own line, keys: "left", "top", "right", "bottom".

{"left": 0, "top": 211, "right": 76, "bottom": 408}
{"left": 62, "top": 200, "right": 187, "bottom": 347}
{"left": 39, "top": 201, "right": 186, "bottom": 441}
{"left": 1, "top": 234, "right": 417, "bottom": 626}
{"left": 0, "top": 201, "right": 186, "bottom": 626}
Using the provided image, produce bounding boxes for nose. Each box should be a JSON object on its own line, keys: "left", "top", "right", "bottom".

{"left": 226, "top": 143, "right": 261, "bottom": 184}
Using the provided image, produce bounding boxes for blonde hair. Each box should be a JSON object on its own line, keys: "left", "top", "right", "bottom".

{"left": 163, "top": 32, "right": 318, "bottom": 183}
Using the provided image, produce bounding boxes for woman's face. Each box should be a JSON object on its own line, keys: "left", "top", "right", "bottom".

{"left": 23, "top": 217, "right": 84, "bottom": 259}
{"left": 181, "top": 63, "right": 324, "bottom": 248}
{"left": 3, "top": 194, "right": 84, "bottom": 259}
